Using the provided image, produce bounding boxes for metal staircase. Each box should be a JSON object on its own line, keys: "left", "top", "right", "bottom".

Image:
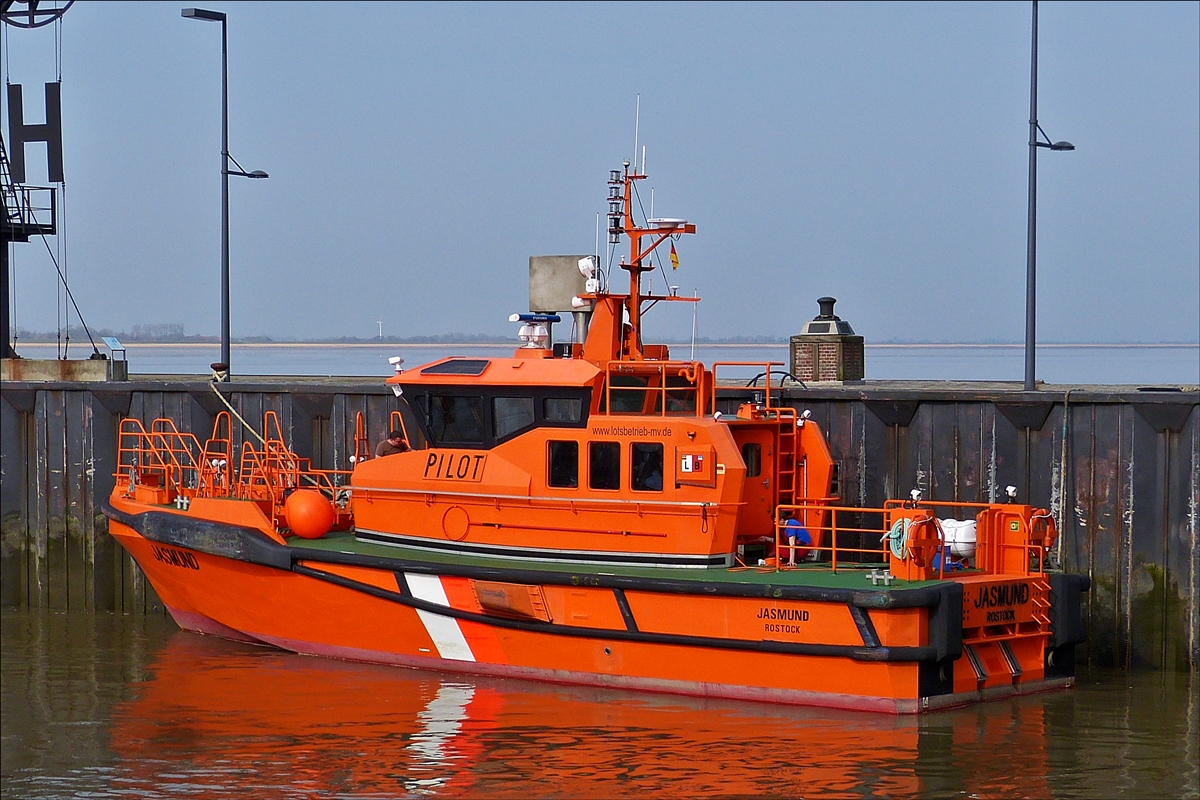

{"left": 1, "top": 136, "right": 57, "bottom": 242}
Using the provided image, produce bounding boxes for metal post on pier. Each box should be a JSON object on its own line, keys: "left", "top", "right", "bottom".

{"left": 1024, "top": 0, "right": 1075, "bottom": 391}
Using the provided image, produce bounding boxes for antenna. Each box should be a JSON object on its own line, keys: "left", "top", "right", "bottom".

{"left": 650, "top": 187, "right": 654, "bottom": 220}
{"left": 595, "top": 212, "right": 600, "bottom": 267}
{"left": 690, "top": 289, "right": 698, "bottom": 360}
{"left": 633, "top": 94, "right": 640, "bottom": 173}
{"left": 641, "top": 145, "right": 646, "bottom": 175}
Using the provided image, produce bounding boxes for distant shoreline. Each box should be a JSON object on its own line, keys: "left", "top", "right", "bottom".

{"left": 11, "top": 341, "right": 1197, "bottom": 350}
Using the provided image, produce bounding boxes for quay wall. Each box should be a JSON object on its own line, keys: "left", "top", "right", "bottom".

{"left": 1, "top": 377, "right": 1196, "bottom": 672}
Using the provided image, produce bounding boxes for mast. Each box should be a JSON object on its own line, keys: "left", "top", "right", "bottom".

{"left": 614, "top": 163, "right": 695, "bottom": 359}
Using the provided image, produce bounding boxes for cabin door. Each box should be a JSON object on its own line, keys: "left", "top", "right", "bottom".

{"left": 730, "top": 426, "right": 777, "bottom": 539}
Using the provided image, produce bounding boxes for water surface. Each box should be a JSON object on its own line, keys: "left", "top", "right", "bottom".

{"left": 11, "top": 342, "right": 1199, "bottom": 385}
{"left": 2, "top": 610, "right": 1196, "bottom": 798}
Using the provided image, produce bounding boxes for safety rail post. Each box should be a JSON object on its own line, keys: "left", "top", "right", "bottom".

{"left": 830, "top": 508, "right": 838, "bottom": 572}
{"left": 353, "top": 413, "right": 370, "bottom": 465}
{"left": 195, "top": 411, "right": 234, "bottom": 498}
{"left": 116, "top": 418, "right": 150, "bottom": 484}
{"left": 388, "top": 409, "right": 410, "bottom": 446}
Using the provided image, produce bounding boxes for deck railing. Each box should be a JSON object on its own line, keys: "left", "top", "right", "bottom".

{"left": 116, "top": 412, "right": 354, "bottom": 531}
{"left": 597, "top": 360, "right": 798, "bottom": 418}
{"left": 601, "top": 360, "right": 707, "bottom": 416}
{"left": 769, "top": 498, "right": 1057, "bottom": 579}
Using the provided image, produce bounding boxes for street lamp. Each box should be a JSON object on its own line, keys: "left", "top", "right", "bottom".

{"left": 182, "top": 7, "right": 268, "bottom": 381}
{"left": 1024, "top": 0, "right": 1074, "bottom": 391}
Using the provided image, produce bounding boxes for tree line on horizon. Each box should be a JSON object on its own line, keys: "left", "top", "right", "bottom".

{"left": 12, "top": 323, "right": 792, "bottom": 345}
{"left": 12, "top": 325, "right": 1189, "bottom": 347}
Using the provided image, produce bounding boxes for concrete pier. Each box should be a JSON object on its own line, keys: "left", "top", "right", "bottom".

{"left": 1, "top": 376, "right": 1196, "bottom": 672}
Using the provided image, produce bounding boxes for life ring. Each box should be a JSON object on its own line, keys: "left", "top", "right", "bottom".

{"left": 905, "top": 516, "right": 944, "bottom": 568}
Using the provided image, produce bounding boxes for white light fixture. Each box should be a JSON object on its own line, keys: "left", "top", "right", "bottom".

{"left": 517, "top": 323, "right": 550, "bottom": 349}
{"left": 578, "top": 256, "right": 597, "bottom": 278}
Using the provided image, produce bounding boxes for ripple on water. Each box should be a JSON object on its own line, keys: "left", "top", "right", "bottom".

{"left": 2, "top": 609, "right": 1197, "bottom": 799}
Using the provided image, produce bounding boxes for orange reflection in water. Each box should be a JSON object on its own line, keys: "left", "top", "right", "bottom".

{"left": 110, "top": 632, "right": 1055, "bottom": 798}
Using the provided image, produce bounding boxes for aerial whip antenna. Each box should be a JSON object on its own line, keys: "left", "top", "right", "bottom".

{"left": 633, "top": 94, "right": 640, "bottom": 173}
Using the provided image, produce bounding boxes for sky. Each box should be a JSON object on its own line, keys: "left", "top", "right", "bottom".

{"left": 2, "top": 1, "right": 1198, "bottom": 344}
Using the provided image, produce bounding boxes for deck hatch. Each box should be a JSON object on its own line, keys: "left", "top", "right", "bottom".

{"left": 421, "top": 359, "right": 490, "bottom": 376}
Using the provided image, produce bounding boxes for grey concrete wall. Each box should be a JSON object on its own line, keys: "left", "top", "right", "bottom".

{"left": 1, "top": 378, "right": 1196, "bottom": 671}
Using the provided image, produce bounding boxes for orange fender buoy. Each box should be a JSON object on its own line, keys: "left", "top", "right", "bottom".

{"left": 284, "top": 489, "right": 335, "bottom": 539}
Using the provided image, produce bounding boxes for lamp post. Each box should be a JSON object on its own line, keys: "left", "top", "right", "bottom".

{"left": 1024, "top": 0, "right": 1074, "bottom": 391}
{"left": 182, "top": 7, "right": 268, "bottom": 381}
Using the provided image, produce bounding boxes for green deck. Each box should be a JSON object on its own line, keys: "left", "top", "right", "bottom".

{"left": 287, "top": 531, "right": 944, "bottom": 590}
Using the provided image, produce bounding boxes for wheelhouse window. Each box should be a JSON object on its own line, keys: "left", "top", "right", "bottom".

{"left": 631, "top": 443, "right": 664, "bottom": 492}
{"left": 663, "top": 376, "right": 697, "bottom": 414}
{"left": 602, "top": 375, "right": 649, "bottom": 413}
{"left": 543, "top": 397, "right": 582, "bottom": 423}
{"left": 493, "top": 396, "right": 535, "bottom": 440}
{"left": 742, "top": 442, "right": 762, "bottom": 478}
{"left": 548, "top": 441, "right": 579, "bottom": 488}
{"left": 589, "top": 442, "right": 621, "bottom": 490}
{"left": 429, "top": 395, "right": 486, "bottom": 446}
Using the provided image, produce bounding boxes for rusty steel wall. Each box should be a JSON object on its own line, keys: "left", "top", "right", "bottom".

{"left": 1, "top": 379, "right": 1196, "bottom": 671}
{"left": 769, "top": 390, "right": 1198, "bottom": 673}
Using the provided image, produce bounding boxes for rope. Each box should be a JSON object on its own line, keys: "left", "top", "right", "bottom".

{"left": 36, "top": 229, "right": 98, "bottom": 355}
{"left": 209, "top": 382, "right": 266, "bottom": 446}
{"left": 882, "top": 518, "right": 910, "bottom": 560}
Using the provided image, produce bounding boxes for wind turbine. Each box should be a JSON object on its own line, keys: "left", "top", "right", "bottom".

{"left": 376, "top": 316, "right": 383, "bottom": 340}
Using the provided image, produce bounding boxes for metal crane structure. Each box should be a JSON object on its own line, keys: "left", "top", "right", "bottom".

{"left": 1, "top": 0, "right": 73, "bottom": 360}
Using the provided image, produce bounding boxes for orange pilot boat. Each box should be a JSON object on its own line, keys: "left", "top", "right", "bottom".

{"left": 103, "top": 165, "right": 1089, "bottom": 714}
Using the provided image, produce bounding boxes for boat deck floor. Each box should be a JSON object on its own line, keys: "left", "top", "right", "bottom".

{"left": 288, "top": 531, "right": 947, "bottom": 590}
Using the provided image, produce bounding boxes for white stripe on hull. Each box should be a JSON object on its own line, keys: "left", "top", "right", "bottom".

{"left": 405, "top": 573, "right": 476, "bottom": 662}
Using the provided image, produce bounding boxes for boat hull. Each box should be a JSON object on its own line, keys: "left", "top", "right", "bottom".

{"left": 106, "top": 503, "right": 1083, "bottom": 715}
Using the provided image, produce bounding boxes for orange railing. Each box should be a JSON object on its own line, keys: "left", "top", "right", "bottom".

{"left": 116, "top": 411, "right": 354, "bottom": 532}
{"left": 238, "top": 411, "right": 354, "bottom": 521}
{"left": 116, "top": 417, "right": 204, "bottom": 503}
{"left": 768, "top": 498, "right": 1058, "bottom": 579}
{"left": 883, "top": 499, "right": 1055, "bottom": 577}
{"left": 711, "top": 361, "right": 789, "bottom": 413}
{"left": 197, "top": 411, "right": 234, "bottom": 497}
{"left": 771, "top": 502, "right": 897, "bottom": 573}
{"left": 595, "top": 361, "right": 798, "bottom": 419}
{"left": 353, "top": 412, "right": 371, "bottom": 463}
{"left": 389, "top": 409, "right": 411, "bottom": 446}
{"left": 601, "top": 360, "right": 708, "bottom": 417}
